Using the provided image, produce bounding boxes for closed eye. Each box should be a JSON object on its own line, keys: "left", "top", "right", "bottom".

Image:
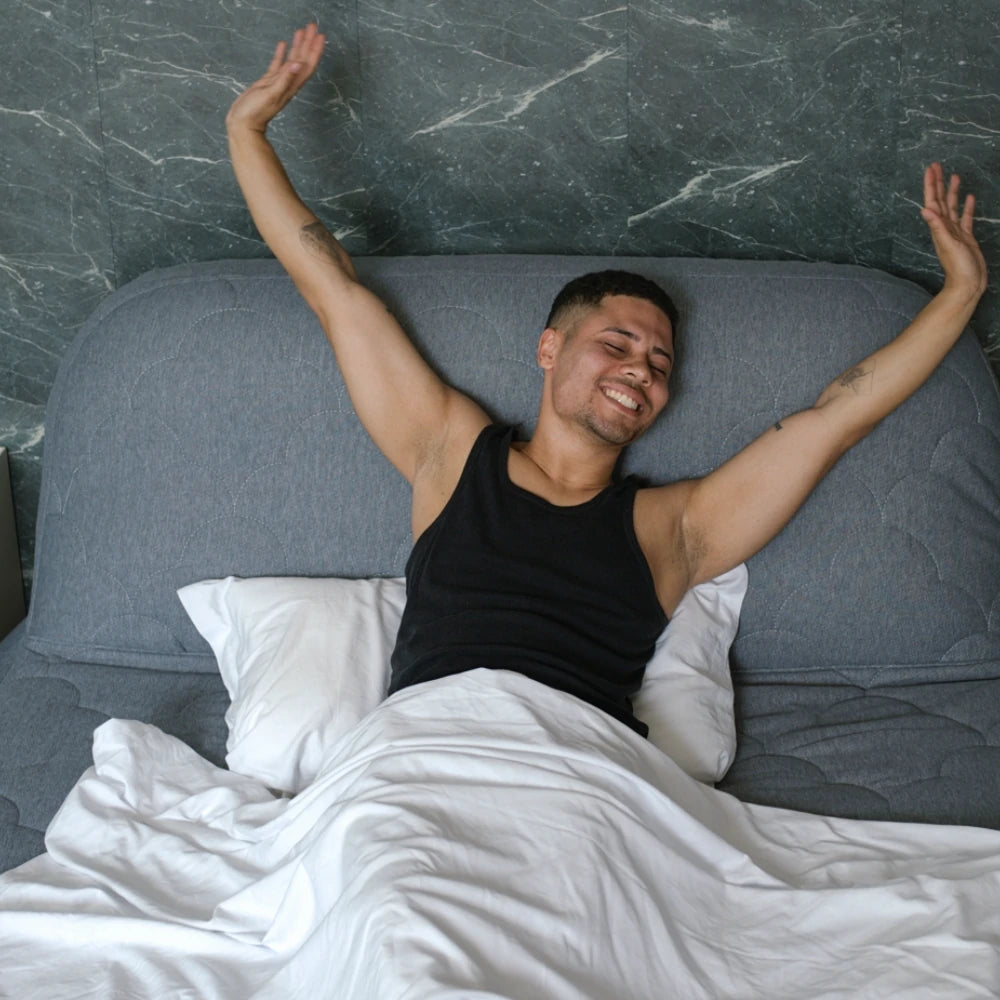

{"left": 605, "top": 341, "right": 668, "bottom": 378}
{"left": 600, "top": 324, "right": 673, "bottom": 374}
{"left": 604, "top": 345, "right": 669, "bottom": 381}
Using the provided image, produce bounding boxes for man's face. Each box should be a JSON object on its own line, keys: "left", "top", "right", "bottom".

{"left": 539, "top": 294, "right": 674, "bottom": 447}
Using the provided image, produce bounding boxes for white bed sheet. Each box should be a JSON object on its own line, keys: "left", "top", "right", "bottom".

{"left": 2, "top": 668, "right": 999, "bottom": 999}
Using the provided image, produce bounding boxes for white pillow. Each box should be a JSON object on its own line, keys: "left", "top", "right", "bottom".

{"left": 179, "top": 566, "right": 746, "bottom": 793}
{"left": 634, "top": 563, "right": 747, "bottom": 783}
{"left": 178, "top": 576, "right": 406, "bottom": 794}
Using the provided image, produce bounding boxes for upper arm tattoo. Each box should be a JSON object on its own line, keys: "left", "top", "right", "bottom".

{"left": 837, "top": 362, "right": 875, "bottom": 396}
{"left": 300, "top": 221, "right": 347, "bottom": 266}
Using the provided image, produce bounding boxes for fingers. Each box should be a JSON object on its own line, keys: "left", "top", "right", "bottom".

{"left": 288, "top": 26, "right": 308, "bottom": 66}
{"left": 946, "top": 171, "right": 960, "bottom": 219}
{"left": 934, "top": 162, "right": 945, "bottom": 211}
{"left": 923, "top": 162, "right": 949, "bottom": 218}
{"left": 922, "top": 162, "right": 975, "bottom": 230}
{"left": 961, "top": 193, "right": 976, "bottom": 234}
{"left": 266, "top": 40, "right": 286, "bottom": 77}
{"left": 923, "top": 163, "right": 938, "bottom": 213}
{"left": 260, "top": 24, "right": 324, "bottom": 84}
{"left": 228, "top": 25, "right": 325, "bottom": 132}
{"left": 922, "top": 168, "right": 944, "bottom": 231}
{"left": 286, "top": 23, "right": 325, "bottom": 76}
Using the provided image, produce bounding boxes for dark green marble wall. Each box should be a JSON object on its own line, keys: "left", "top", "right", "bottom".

{"left": 2, "top": 0, "right": 998, "bottom": 593}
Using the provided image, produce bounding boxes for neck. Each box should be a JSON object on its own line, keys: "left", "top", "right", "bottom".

{"left": 514, "top": 420, "right": 622, "bottom": 494}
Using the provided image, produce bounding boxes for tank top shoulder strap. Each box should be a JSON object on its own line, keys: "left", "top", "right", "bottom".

{"left": 463, "top": 422, "right": 511, "bottom": 490}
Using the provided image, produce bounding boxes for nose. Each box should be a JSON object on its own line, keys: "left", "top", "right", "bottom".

{"left": 622, "top": 356, "right": 652, "bottom": 386}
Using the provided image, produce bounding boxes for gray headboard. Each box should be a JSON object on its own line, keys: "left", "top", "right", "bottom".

{"left": 24, "top": 256, "right": 1000, "bottom": 695}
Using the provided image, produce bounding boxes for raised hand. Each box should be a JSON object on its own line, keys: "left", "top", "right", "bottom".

{"left": 226, "top": 23, "right": 327, "bottom": 135}
{"left": 920, "top": 162, "right": 988, "bottom": 299}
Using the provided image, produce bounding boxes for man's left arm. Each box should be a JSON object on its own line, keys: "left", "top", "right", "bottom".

{"left": 678, "top": 162, "right": 988, "bottom": 589}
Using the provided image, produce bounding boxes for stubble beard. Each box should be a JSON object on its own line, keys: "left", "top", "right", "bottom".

{"left": 578, "top": 404, "right": 646, "bottom": 447}
{"left": 552, "top": 369, "right": 655, "bottom": 447}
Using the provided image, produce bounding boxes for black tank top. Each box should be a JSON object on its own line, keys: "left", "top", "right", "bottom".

{"left": 389, "top": 424, "right": 668, "bottom": 736}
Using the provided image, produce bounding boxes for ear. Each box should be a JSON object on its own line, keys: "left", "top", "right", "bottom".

{"left": 537, "top": 326, "right": 562, "bottom": 370}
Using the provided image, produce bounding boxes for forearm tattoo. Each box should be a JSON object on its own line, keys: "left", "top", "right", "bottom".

{"left": 300, "top": 221, "right": 346, "bottom": 265}
{"left": 837, "top": 363, "right": 875, "bottom": 395}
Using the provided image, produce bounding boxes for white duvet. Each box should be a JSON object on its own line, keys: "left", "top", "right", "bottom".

{"left": 2, "top": 668, "right": 999, "bottom": 999}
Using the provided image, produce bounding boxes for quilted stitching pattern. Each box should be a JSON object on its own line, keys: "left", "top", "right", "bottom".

{"left": 720, "top": 677, "right": 1000, "bottom": 827}
{"left": 2, "top": 255, "right": 999, "bottom": 872}
{"left": 25, "top": 257, "right": 1000, "bottom": 674}
{"left": 0, "top": 625, "right": 228, "bottom": 871}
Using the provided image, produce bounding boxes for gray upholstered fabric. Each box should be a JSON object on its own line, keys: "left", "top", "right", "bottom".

{"left": 2, "top": 254, "right": 1000, "bottom": 873}
{"left": 721, "top": 671, "right": 1000, "bottom": 827}
{"left": 0, "top": 623, "right": 228, "bottom": 871}
{"left": 23, "top": 257, "right": 1000, "bottom": 675}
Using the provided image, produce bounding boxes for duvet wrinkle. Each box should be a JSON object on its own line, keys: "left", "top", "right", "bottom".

{"left": 3, "top": 669, "right": 1000, "bottom": 999}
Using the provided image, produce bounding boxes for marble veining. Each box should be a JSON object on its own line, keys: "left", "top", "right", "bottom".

{"left": 626, "top": 157, "right": 813, "bottom": 227}
{"left": 359, "top": 0, "right": 628, "bottom": 255}
{"left": 1, "top": 0, "right": 998, "bottom": 593}
{"left": 409, "top": 46, "right": 622, "bottom": 137}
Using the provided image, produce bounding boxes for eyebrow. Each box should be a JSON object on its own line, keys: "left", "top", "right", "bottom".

{"left": 602, "top": 326, "right": 673, "bottom": 362}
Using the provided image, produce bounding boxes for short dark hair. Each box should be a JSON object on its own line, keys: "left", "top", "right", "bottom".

{"left": 545, "top": 270, "right": 679, "bottom": 334}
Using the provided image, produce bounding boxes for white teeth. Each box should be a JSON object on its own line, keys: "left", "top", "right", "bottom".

{"left": 604, "top": 388, "right": 639, "bottom": 410}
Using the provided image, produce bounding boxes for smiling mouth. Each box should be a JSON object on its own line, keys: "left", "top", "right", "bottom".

{"left": 602, "top": 387, "right": 640, "bottom": 411}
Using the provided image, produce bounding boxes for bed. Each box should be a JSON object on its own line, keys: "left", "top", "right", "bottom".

{"left": 1, "top": 255, "right": 999, "bottom": 997}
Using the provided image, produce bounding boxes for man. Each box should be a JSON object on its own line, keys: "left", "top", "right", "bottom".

{"left": 226, "top": 24, "right": 988, "bottom": 735}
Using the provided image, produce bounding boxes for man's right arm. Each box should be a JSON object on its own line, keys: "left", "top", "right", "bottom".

{"left": 225, "top": 24, "right": 488, "bottom": 489}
